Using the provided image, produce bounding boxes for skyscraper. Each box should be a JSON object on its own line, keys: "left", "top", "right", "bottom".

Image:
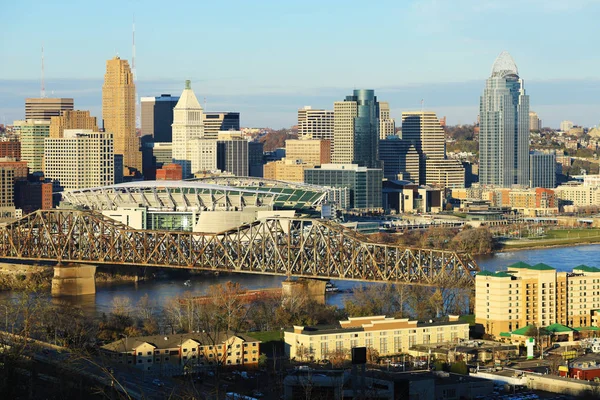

{"left": 50, "top": 110, "right": 98, "bottom": 138}
{"left": 479, "top": 51, "right": 529, "bottom": 187}
{"left": 172, "top": 80, "right": 205, "bottom": 178}
{"left": 297, "top": 107, "right": 334, "bottom": 141}
{"left": 217, "top": 131, "right": 248, "bottom": 177}
{"left": 16, "top": 119, "right": 50, "bottom": 173}
{"left": 25, "top": 98, "right": 73, "bottom": 121}
{"left": 332, "top": 89, "right": 380, "bottom": 168}
{"left": 379, "top": 102, "right": 395, "bottom": 140}
{"left": 529, "top": 111, "right": 541, "bottom": 132}
{"left": 202, "top": 112, "right": 240, "bottom": 139}
{"left": 140, "top": 94, "right": 180, "bottom": 142}
{"left": 102, "top": 56, "right": 141, "bottom": 176}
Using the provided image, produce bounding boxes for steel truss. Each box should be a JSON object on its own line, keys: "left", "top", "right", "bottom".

{"left": 0, "top": 210, "right": 479, "bottom": 287}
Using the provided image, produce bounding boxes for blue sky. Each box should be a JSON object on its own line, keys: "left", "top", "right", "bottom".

{"left": 1, "top": 0, "right": 599, "bottom": 128}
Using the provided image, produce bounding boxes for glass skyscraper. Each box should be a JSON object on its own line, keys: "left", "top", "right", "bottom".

{"left": 479, "top": 51, "right": 530, "bottom": 187}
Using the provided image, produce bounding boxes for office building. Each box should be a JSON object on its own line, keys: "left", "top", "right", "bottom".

{"left": 49, "top": 110, "right": 98, "bottom": 139}
{"left": 17, "top": 119, "right": 50, "bottom": 173}
{"left": 44, "top": 130, "right": 114, "bottom": 190}
{"left": 264, "top": 159, "right": 314, "bottom": 183}
{"left": 14, "top": 179, "right": 53, "bottom": 213}
{"left": 217, "top": 131, "right": 248, "bottom": 177}
{"left": 25, "top": 98, "right": 73, "bottom": 121}
{"left": 304, "top": 164, "right": 382, "bottom": 210}
{"left": 382, "top": 180, "right": 444, "bottom": 214}
{"left": 0, "top": 167, "right": 14, "bottom": 208}
{"left": 190, "top": 138, "right": 218, "bottom": 174}
{"left": 202, "top": 112, "right": 240, "bottom": 139}
{"left": 529, "top": 111, "right": 541, "bottom": 132}
{"left": 156, "top": 164, "right": 182, "bottom": 180}
{"left": 530, "top": 151, "right": 556, "bottom": 188}
{"left": 248, "top": 141, "right": 264, "bottom": 178}
{"left": 476, "top": 263, "right": 600, "bottom": 337}
{"left": 479, "top": 51, "right": 529, "bottom": 187}
{"left": 140, "top": 94, "right": 180, "bottom": 142}
{"left": 297, "top": 106, "right": 334, "bottom": 141}
{"left": 554, "top": 184, "right": 600, "bottom": 208}
{"left": 285, "top": 138, "right": 330, "bottom": 165}
{"left": 332, "top": 90, "right": 380, "bottom": 168}
{"left": 379, "top": 101, "right": 396, "bottom": 139}
{"left": 379, "top": 138, "right": 420, "bottom": 184}
{"left": 172, "top": 80, "right": 205, "bottom": 178}
{"left": 560, "top": 120, "right": 574, "bottom": 132}
{"left": 102, "top": 56, "right": 141, "bottom": 176}
{"left": 285, "top": 315, "right": 468, "bottom": 361}
{"left": 0, "top": 159, "right": 28, "bottom": 180}
{"left": 401, "top": 111, "right": 465, "bottom": 188}
{"left": 0, "top": 141, "right": 21, "bottom": 159}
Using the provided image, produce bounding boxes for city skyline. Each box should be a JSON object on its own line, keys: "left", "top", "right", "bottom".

{"left": 1, "top": 0, "right": 599, "bottom": 129}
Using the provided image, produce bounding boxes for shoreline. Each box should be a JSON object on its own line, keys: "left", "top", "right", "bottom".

{"left": 495, "top": 239, "right": 600, "bottom": 254}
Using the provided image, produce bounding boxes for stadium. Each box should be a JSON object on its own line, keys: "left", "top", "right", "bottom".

{"left": 59, "top": 177, "right": 329, "bottom": 233}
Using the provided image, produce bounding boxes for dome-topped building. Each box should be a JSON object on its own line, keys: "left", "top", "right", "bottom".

{"left": 491, "top": 51, "right": 519, "bottom": 78}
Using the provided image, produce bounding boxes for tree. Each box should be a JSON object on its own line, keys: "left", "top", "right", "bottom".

{"left": 366, "top": 347, "right": 379, "bottom": 364}
{"left": 450, "top": 361, "right": 468, "bottom": 375}
{"left": 325, "top": 348, "right": 350, "bottom": 368}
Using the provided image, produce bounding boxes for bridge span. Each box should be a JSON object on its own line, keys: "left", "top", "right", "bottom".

{"left": 0, "top": 210, "right": 479, "bottom": 289}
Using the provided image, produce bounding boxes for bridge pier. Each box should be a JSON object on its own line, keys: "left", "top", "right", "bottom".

{"left": 51, "top": 264, "right": 96, "bottom": 297}
{"left": 282, "top": 278, "right": 327, "bottom": 304}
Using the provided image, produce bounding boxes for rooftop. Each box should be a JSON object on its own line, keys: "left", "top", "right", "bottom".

{"left": 507, "top": 261, "right": 555, "bottom": 271}
{"left": 491, "top": 51, "right": 519, "bottom": 78}
{"left": 573, "top": 265, "right": 600, "bottom": 273}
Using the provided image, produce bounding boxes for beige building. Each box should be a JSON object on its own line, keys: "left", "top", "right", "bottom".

{"left": 172, "top": 80, "right": 205, "bottom": 178}
{"left": 25, "top": 98, "right": 73, "bottom": 121}
{"left": 102, "top": 56, "right": 141, "bottom": 176}
{"left": 190, "top": 138, "right": 217, "bottom": 174}
{"left": 285, "top": 315, "right": 469, "bottom": 361}
{"left": 16, "top": 119, "right": 50, "bottom": 173}
{"left": 529, "top": 111, "right": 541, "bottom": 132}
{"left": 100, "top": 332, "right": 261, "bottom": 374}
{"left": 555, "top": 184, "right": 600, "bottom": 208}
{"left": 475, "top": 262, "right": 600, "bottom": 338}
{"left": 44, "top": 130, "right": 114, "bottom": 190}
{"left": 50, "top": 110, "right": 98, "bottom": 138}
{"left": 285, "top": 138, "right": 330, "bottom": 165}
{"left": 0, "top": 167, "right": 15, "bottom": 218}
{"left": 332, "top": 101, "right": 358, "bottom": 164}
{"left": 264, "top": 159, "right": 314, "bottom": 182}
{"left": 379, "top": 101, "right": 396, "bottom": 139}
{"left": 297, "top": 106, "right": 334, "bottom": 142}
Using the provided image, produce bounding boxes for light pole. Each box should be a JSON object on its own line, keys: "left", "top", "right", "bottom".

{"left": 1, "top": 304, "right": 7, "bottom": 332}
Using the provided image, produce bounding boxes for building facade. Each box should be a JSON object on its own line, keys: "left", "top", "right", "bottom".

{"left": 190, "top": 138, "right": 218, "bottom": 174}
{"left": 560, "top": 121, "right": 574, "bottom": 132}
{"left": 479, "top": 51, "right": 529, "bottom": 187}
{"left": 332, "top": 90, "right": 380, "bottom": 168}
{"left": 379, "top": 101, "right": 396, "bottom": 140}
{"left": 0, "top": 167, "right": 15, "bottom": 209}
{"left": 248, "top": 141, "right": 264, "bottom": 178}
{"left": 217, "top": 132, "right": 248, "bottom": 177}
{"left": 264, "top": 159, "right": 314, "bottom": 183}
{"left": 50, "top": 110, "right": 98, "bottom": 139}
{"left": 285, "top": 138, "right": 331, "bottom": 165}
{"left": 17, "top": 119, "right": 50, "bottom": 173}
{"left": 379, "top": 138, "right": 421, "bottom": 184}
{"left": 202, "top": 112, "right": 240, "bottom": 139}
{"left": 297, "top": 106, "right": 334, "bottom": 142}
{"left": 529, "top": 111, "right": 541, "bottom": 132}
{"left": 172, "top": 80, "right": 205, "bottom": 179}
{"left": 530, "top": 151, "right": 556, "bottom": 188}
{"left": 285, "top": 315, "right": 469, "bottom": 361}
{"left": 25, "top": 98, "right": 73, "bottom": 121}
{"left": 304, "top": 164, "right": 382, "bottom": 210}
{"left": 140, "top": 94, "right": 180, "bottom": 142}
{"left": 102, "top": 56, "right": 141, "bottom": 176}
{"left": 44, "top": 130, "right": 114, "bottom": 190}
{"left": 0, "top": 141, "right": 21, "bottom": 159}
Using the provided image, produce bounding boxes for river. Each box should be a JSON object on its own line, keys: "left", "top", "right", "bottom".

{"left": 4, "top": 244, "right": 600, "bottom": 313}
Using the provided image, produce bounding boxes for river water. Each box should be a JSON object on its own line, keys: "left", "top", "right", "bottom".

{"left": 4, "top": 244, "right": 600, "bottom": 313}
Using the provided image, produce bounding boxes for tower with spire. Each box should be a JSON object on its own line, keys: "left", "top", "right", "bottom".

{"left": 172, "top": 80, "right": 205, "bottom": 178}
{"left": 479, "top": 51, "right": 530, "bottom": 187}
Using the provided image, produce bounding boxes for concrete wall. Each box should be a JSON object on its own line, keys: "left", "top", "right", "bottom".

{"left": 474, "top": 370, "right": 600, "bottom": 396}
{"left": 51, "top": 264, "right": 96, "bottom": 296}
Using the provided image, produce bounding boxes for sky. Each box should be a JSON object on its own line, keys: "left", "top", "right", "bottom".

{"left": 1, "top": 0, "right": 599, "bottom": 129}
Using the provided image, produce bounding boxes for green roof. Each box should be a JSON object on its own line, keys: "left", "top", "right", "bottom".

{"left": 511, "top": 325, "right": 536, "bottom": 336}
{"left": 499, "top": 332, "right": 511, "bottom": 338}
{"left": 507, "top": 261, "right": 554, "bottom": 271}
{"left": 477, "top": 270, "right": 494, "bottom": 276}
{"left": 574, "top": 326, "right": 600, "bottom": 332}
{"left": 544, "top": 323, "right": 575, "bottom": 333}
{"left": 573, "top": 265, "right": 600, "bottom": 273}
{"left": 477, "top": 270, "right": 512, "bottom": 278}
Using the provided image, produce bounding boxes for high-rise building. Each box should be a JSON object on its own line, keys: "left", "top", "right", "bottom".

{"left": 217, "top": 131, "right": 248, "bottom": 177}
{"left": 0, "top": 159, "right": 28, "bottom": 180}
{"left": 248, "top": 142, "right": 264, "bottom": 178}
{"left": 50, "top": 110, "right": 98, "bottom": 138}
{"left": 529, "top": 151, "right": 556, "bottom": 188}
{"left": 102, "top": 56, "right": 141, "bottom": 176}
{"left": 401, "top": 111, "right": 465, "bottom": 188}
{"left": 379, "top": 138, "right": 420, "bottom": 183}
{"left": 379, "top": 101, "right": 395, "bottom": 140}
{"left": 332, "top": 90, "right": 380, "bottom": 168}
{"left": 0, "top": 167, "right": 15, "bottom": 208}
{"left": 190, "top": 138, "right": 218, "bottom": 174}
{"left": 0, "top": 141, "right": 21, "bottom": 159}
{"left": 560, "top": 120, "right": 574, "bottom": 132}
{"left": 479, "top": 51, "right": 529, "bottom": 187}
{"left": 44, "top": 130, "right": 114, "bottom": 190}
{"left": 172, "top": 80, "right": 205, "bottom": 179}
{"left": 529, "top": 111, "right": 541, "bottom": 132}
{"left": 17, "top": 119, "right": 50, "bottom": 173}
{"left": 285, "top": 138, "right": 331, "bottom": 165}
{"left": 202, "top": 112, "right": 240, "bottom": 139}
{"left": 25, "top": 98, "right": 74, "bottom": 121}
{"left": 264, "top": 159, "right": 313, "bottom": 183}
{"left": 297, "top": 107, "right": 334, "bottom": 141}
{"left": 140, "top": 94, "right": 180, "bottom": 142}
{"left": 14, "top": 180, "right": 53, "bottom": 213}
{"left": 304, "top": 164, "right": 382, "bottom": 210}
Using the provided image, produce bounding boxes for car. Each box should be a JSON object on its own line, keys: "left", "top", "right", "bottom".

{"left": 390, "top": 362, "right": 404, "bottom": 368}
{"left": 152, "top": 379, "right": 164, "bottom": 387}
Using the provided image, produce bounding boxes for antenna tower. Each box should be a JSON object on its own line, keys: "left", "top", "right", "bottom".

{"left": 41, "top": 45, "right": 45, "bottom": 98}
{"left": 132, "top": 15, "right": 136, "bottom": 80}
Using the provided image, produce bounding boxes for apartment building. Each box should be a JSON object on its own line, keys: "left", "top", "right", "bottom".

{"left": 297, "top": 106, "right": 334, "bottom": 141}
{"left": 16, "top": 119, "right": 51, "bottom": 173}
{"left": 476, "top": 262, "right": 600, "bottom": 337}
{"left": 101, "top": 332, "right": 261, "bottom": 374}
{"left": 284, "top": 315, "right": 469, "bottom": 361}
{"left": 264, "top": 159, "right": 314, "bottom": 183}
{"left": 555, "top": 184, "right": 600, "bottom": 209}
{"left": 49, "top": 110, "right": 98, "bottom": 138}
{"left": 285, "top": 138, "right": 330, "bottom": 165}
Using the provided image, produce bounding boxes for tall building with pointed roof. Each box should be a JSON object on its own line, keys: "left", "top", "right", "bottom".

{"left": 102, "top": 56, "right": 141, "bottom": 176}
{"left": 479, "top": 51, "right": 529, "bottom": 187}
{"left": 172, "top": 80, "right": 205, "bottom": 178}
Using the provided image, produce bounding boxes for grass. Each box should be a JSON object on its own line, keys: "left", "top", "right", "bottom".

{"left": 544, "top": 229, "right": 600, "bottom": 239}
{"left": 501, "top": 228, "right": 600, "bottom": 250}
{"left": 245, "top": 330, "right": 283, "bottom": 342}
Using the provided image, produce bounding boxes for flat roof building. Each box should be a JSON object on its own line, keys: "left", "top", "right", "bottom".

{"left": 25, "top": 98, "right": 73, "bottom": 121}
{"left": 16, "top": 119, "right": 50, "bottom": 173}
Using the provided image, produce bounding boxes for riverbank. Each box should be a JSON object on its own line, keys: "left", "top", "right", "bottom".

{"left": 0, "top": 263, "right": 52, "bottom": 291}
{"left": 497, "top": 229, "right": 600, "bottom": 252}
